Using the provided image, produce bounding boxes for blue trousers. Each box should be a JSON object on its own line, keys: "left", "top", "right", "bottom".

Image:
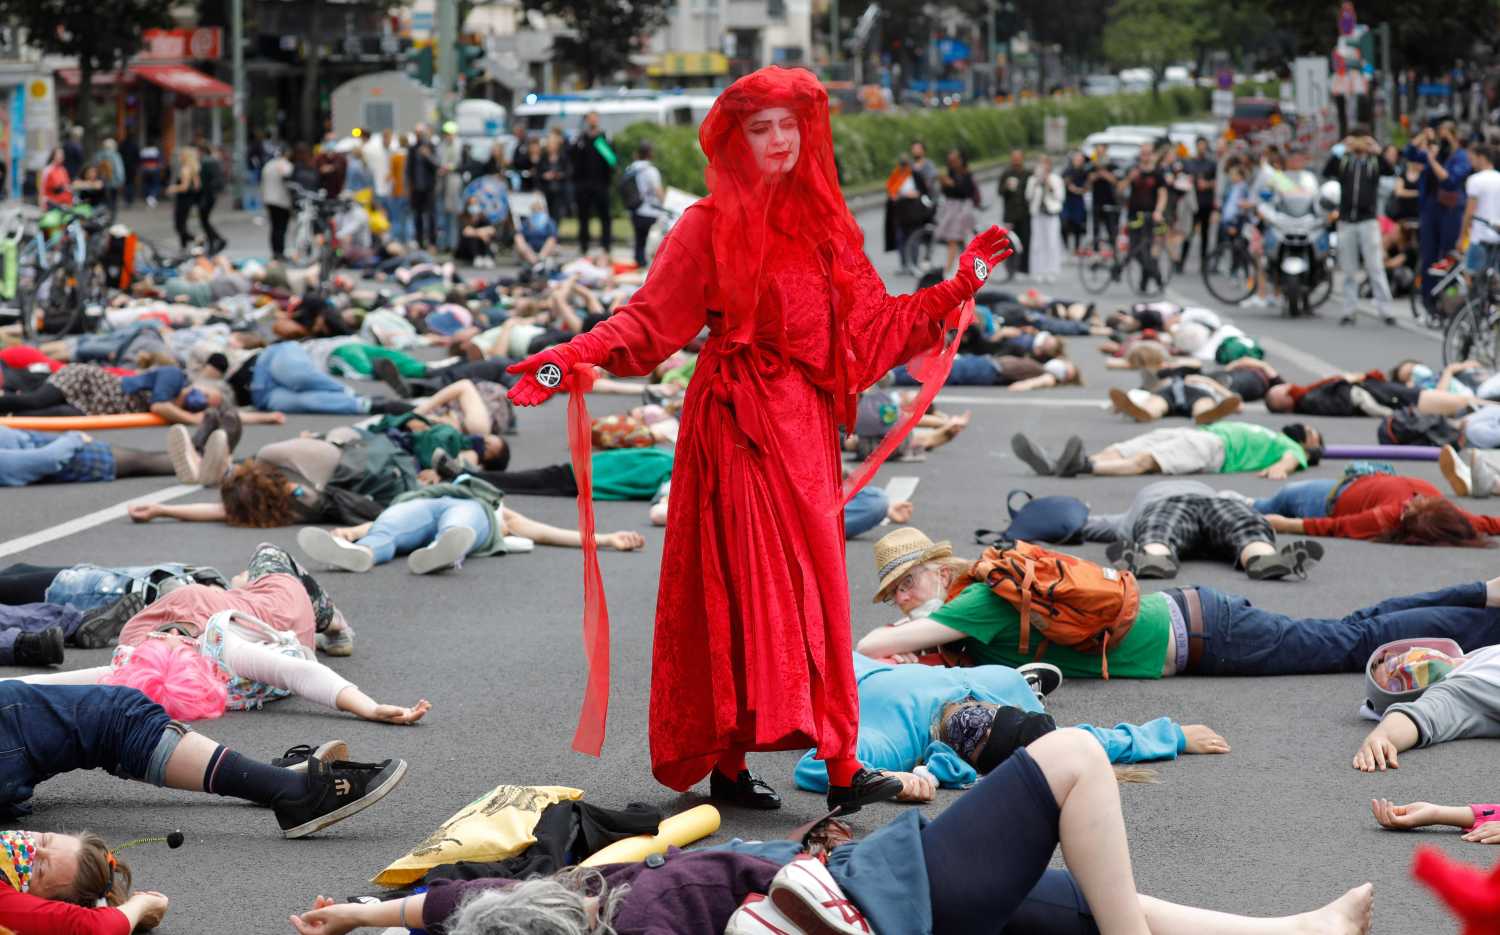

{"left": 357, "top": 497, "right": 492, "bottom": 565}
{"left": 0, "top": 604, "right": 81, "bottom": 662}
{"left": 251, "top": 343, "right": 366, "bottom": 415}
{"left": 844, "top": 487, "right": 891, "bottom": 539}
{"left": 1252, "top": 479, "right": 1337, "bottom": 518}
{"left": 1194, "top": 581, "right": 1500, "bottom": 676}
{"left": 0, "top": 682, "right": 175, "bottom": 815}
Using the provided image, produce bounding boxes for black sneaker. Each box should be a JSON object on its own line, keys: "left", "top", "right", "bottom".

{"left": 826, "top": 767, "right": 903, "bottom": 815}
{"left": 1055, "top": 436, "right": 1090, "bottom": 478}
{"left": 271, "top": 740, "right": 350, "bottom": 774}
{"left": 1133, "top": 550, "right": 1179, "bottom": 579}
{"left": 72, "top": 592, "right": 145, "bottom": 649}
{"left": 14, "top": 626, "right": 65, "bottom": 666}
{"left": 708, "top": 768, "right": 782, "bottom": 810}
{"left": 1010, "top": 434, "right": 1056, "bottom": 476}
{"left": 368, "top": 397, "right": 416, "bottom": 416}
{"left": 371, "top": 357, "right": 413, "bottom": 399}
{"left": 274, "top": 756, "right": 407, "bottom": 838}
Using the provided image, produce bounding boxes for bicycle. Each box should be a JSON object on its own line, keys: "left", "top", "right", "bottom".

{"left": 1201, "top": 225, "right": 1260, "bottom": 305}
{"left": 287, "top": 184, "right": 348, "bottom": 294}
{"left": 1078, "top": 207, "right": 1173, "bottom": 296}
{"left": 1413, "top": 252, "right": 1469, "bottom": 330}
{"left": 24, "top": 201, "right": 114, "bottom": 340}
{"left": 1441, "top": 218, "right": 1500, "bottom": 367}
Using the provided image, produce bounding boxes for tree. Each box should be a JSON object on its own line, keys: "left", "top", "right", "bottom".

{"left": 1100, "top": 0, "right": 1199, "bottom": 95}
{"left": 522, "top": 0, "right": 672, "bottom": 89}
{"left": 1261, "top": 0, "right": 1500, "bottom": 77}
{"left": 0, "top": 0, "right": 174, "bottom": 155}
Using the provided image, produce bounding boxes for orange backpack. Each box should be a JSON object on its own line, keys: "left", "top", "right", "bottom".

{"left": 968, "top": 541, "right": 1140, "bottom": 678}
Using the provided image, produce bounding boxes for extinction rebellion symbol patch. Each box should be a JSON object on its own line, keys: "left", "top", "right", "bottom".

{"left": 536, "top": 363, "right": 564, "bottom": 388}
{"left": 973, "top": 257, "right": 989, "bottom": 281}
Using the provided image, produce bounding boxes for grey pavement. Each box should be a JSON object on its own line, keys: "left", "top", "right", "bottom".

{"left": 0, "top": 194, "right": 1489, "bottom": 933}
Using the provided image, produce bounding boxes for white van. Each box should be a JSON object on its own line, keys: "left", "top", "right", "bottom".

{"left": 514, "top": 95, "right": 696, "bottom": 139}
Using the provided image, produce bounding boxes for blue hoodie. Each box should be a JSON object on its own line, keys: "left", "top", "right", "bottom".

{"left": 793, "top": 653, "right": 1186, "bottom": 792}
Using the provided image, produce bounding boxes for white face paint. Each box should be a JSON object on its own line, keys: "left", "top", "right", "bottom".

{"left": 741, "top": 107, "right": 801, "bottom": 177}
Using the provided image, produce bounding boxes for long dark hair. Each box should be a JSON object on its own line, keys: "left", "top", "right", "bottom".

{"left": 1375, "top": 496, "right": 1492, "bottom": 547}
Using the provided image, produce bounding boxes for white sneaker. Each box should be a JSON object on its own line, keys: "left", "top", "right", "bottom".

{"left": 766, "top": 856, "right": 872, "bottom": 935}
{"left": 1239, "top": 295, "right": 1270, "bottom": 309}
{"left": 1440, "top": 445, "right": 1472, "bottom": 497}
{"left": 725, "top": 895, "right": 796, "bottom": 935}
{"left": 1468, "top": 448, "right": 1496, "bottom": 500}
{"left": 296, "top": 527, "right": 375, "bottom": 573}
{"left": 198, "top": 429, "right": 231, "bottom": 487}
{"left": 407, "top": 525, "right": 477, "bottom": 575}
{"left": 502, "top": 535, "right": 535, "bottom": 553}
{"left": 165, "top": 425, "right": 201, "bottom": 484}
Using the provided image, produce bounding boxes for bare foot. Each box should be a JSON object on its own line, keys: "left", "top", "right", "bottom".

{"left": 1296, "top": 883, "right": 1373, "bottom": 935}
{"left": 886, "top": 500, "right": 914, "bottom": 524}
{"left": 928, "top": 411, "right": 972, "bottom": 448}
{"left": 1181, "top": 724, "right": 1231, "bottom": 755}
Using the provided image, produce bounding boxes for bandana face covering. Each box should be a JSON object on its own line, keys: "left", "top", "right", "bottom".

{"left": 944, "top": 703, "right": 996, "bottom": 764}
{"left": 0, "top": 830, "right": 37, "bottom": 892}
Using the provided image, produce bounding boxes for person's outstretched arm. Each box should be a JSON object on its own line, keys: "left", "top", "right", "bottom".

{"left": 1371, "top": 798, "right": 1500, "bottom": 842}
{"left": 1352, "top": 710, "right": 1420, "bottom": 771}
{"left": 500, "top": 506, "right": 644, "bottom": 552}
{"left": 128, "top": 501, "right": 229, "bottom": 523}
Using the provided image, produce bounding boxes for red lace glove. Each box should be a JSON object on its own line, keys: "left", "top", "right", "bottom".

{"left": 917, "top": 225, "right": 1014, "bottom": 321}
{"left": 507, "top": 342, "right": 583, "bottom": 407}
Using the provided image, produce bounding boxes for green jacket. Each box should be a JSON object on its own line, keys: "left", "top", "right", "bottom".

{"left": 391, "top": 476, "right": 509, "bottom": 556}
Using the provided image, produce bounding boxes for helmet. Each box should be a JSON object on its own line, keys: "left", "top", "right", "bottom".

{"left": 1364, "top": 637, "right": 1463, "bottom": 716}
{"left": 1319, "top": 179, "right": 1342, "bottom": 212}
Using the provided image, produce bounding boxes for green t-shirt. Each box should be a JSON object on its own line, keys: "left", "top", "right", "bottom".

{"left": 1200, "top": 422, "right": 1307, "bottom": 474}
{"left": 930, "top": 584, "right": 1171, "bottom": 679}
{"left": 590, "top": 448, "right": 675, "bottom": 500}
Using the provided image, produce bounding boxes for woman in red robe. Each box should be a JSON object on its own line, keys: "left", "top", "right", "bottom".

{"left": 508, "top": 67, "right": 1011, "bottom": 812}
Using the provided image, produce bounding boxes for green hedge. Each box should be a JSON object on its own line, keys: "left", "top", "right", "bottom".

{"left": 616, "top": 86, "right": 1210, "bottom": 196}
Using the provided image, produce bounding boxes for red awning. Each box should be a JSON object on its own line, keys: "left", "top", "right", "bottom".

{"left": 56, "top": 64, "right": 230, "bottom": 107}
{"left": 130, "top": 65, "right": 231, "bottom": 106}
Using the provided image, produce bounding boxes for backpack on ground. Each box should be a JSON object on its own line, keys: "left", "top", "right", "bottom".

{"left": 618, "top": 164, "right": 644, "bottom": 211}
{"left": 975, "top": 489, "right": 1089, "bottom": 546}
{"left": 968, "top": 540, "right": 1139, "bottom": 677}
{"left": 1376, "top": 407, "right": 1462, "bottom": 448}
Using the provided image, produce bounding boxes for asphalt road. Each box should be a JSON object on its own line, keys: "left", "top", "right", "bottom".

{"left": 1, "top": 196, "right": 1493, "bottom": 934}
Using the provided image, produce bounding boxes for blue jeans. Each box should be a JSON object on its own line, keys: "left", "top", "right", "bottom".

{"left": 844, "top": 487, "right": 890, "bottom": 539}
{"left": 1465, "top": 406, "right": 1500, "bottom": 449}
{"left": 893, "top": 354, "right": 998, "bottom": 386}
{"left": 384, "top": 196, "right": 411, "bottom": 243}
{"left": 1252, "top": 479, "right": 1337, "bottom": 518}
{"left": 72, "top": 323, "right": 164, "bottom": 364}
{"left": 242, "top": 168, "right": 262, "bottom": 214}
{"left": 357, "top": 497, "right": 491, "bottom": 565}
{"left": 251, "top": 343, "right": 367, "bottom": 415}
{"left": 1193, "top": 581, "right": 1500, "bottom": 676}
{"left": 0, "top": 682, "right": 176, "bottom": 815}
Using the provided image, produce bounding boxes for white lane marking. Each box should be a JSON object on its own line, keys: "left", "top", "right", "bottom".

{"left": 880, "top": 476, "right": 920, "bottom": 525}
{"left": 0, "top": 484, "right": 198, "bottom": 559}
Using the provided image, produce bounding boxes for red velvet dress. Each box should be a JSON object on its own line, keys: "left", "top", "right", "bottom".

{"left": 568, "top": 203, "right": 946, "bottom": 790}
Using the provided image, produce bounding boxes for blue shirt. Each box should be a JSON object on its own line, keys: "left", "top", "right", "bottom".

{"left": 119, "top": 366, "right": 187, "bottom": 404}
{"left": 1220, "top": 180, "right": 1249, "bottom": 226}
{"left": 518, "top": 215, "right": 557, "bottom": 252}
{"left": 792, "top": 653, "right": 1186, "bottom": 792}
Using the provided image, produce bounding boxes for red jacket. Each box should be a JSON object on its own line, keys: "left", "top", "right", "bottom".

{"left": 0, "top": 884, "right": 129, "bottom": 935}
{"left": 1302, "top": 475, "right": 1500, "bottom": 540}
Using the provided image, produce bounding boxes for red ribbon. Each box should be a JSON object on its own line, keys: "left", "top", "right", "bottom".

{"left": 563, "top": 363, "right": 609, "bottom": 756}
{"left": 838, "top": 298, "right": 975, "bottom": 512}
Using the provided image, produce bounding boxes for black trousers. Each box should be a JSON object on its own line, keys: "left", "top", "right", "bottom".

{"left": 1091, "top": 202, "right": 1118, "bottom": 249}
{"left": 198, "top": 194, "right": 222, "bottom": 250}
{"left": 1009, "top": 214, "right": 1031, "bottom": 273}
{"left": 410, "top": 189, "right": 436, "bottom": 247}
{"left": 575, "top": 186, "right": 612, "bottom": 252}
{"left": 415, "top": 357, "right": 518, "bottom": 395}
{"left": 173, "top": 193, "right": 197, "bottom": 249}
{"left": 468, "top": 463, "right": 577, "bottom": 497}
{"left": 0, "top": 383, "right": 74, "bottom": 415}
{"left": 0, "top": 564, "right": 66, "bottom": 605}
{"left": 267, "top": 205, "right": 290, "bottom": 259}
{"left": 631, "top": 211, "right": 656, "bottom": 267}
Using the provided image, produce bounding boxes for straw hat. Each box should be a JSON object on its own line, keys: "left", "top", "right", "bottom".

{"left": 871, "top": 528, "right": 953, "bottom": 604}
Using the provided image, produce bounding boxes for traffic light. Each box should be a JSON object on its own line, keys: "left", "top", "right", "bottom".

{"left": 459, "top": 43, "right": 485, "bottom": 88}
{"left": 406, "top": 41, "right": 433, "bottom": 85}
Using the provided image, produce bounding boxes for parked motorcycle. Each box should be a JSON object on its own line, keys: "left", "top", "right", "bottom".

{"left": 1255, "top": 173, "right": 1336, "bottom": 318}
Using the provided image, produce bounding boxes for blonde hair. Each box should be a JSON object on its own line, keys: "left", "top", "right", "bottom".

{"left": 177, "top": 146, "right": 200, "bottom": 174}
{"left": 1124, "top": 340, "right": 1168, "bottom": 371}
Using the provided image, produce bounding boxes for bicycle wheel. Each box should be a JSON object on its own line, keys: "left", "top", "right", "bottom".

{"left": 1078, "top": 256, "right": 1114, "bottom": 294}
{"left": 1443, "top": 301, "right": 1500, "bottom": 369}
{"left": 1202, "top": 242, "right": 1257, "bottom": 304}
{"left": 24, "top": 260, "right": 83, "bottom": 340}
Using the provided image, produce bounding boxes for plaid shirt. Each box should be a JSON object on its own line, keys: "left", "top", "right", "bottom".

{"left": 50, "top": 441, "right": 115, "bottom": 483}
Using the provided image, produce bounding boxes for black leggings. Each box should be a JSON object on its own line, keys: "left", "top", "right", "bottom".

{"left": 0, "top": 564, "right": 67, "bottom": 605}
{"left": 111, "top": 447, "right": 174, "bottom": 478}
{"left": 467, "top": 463, "right": 577, "bottom": 497}
{"left": 0, "top": 383, "right": 80, "bottom": 416}
{"left": 414, "top": 357, "right": 519, "bottom": 396}
{"left": 923, "top": 747, "right": 1061, "bottom": 934}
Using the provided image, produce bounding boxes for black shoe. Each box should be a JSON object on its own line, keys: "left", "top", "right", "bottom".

{"left": 1245, "top": 552, "right": 1292, "bottom": 580}
{"left": 1018, "top": 662, "right": 1063, "bottom": 699}
{"left": 826, "top": 768, "right": 903, "bottom": 815}
{"left": 190, "top": 408, "right": 222, "bottom": 453}
{"left": 1104, "top": 539, "right": 1138, "bottom": 572}
{"left": 708, "top": 768, "right": 782, "bottom": 810}
{"left": 371, "top": 357, "right": 413, "bottom": 399}
{"left": 14, "top": 626, "right": 64, "bottom": 666}
{"left": 367, "top": 397, "right": 416, "bottom": 416}
{"left": 216, "top": 406, "right": 244, "bottom": 453}
{"left": 274, "top": 756, "right": 407, "bottom": 838}
{"left": 1055, "top": 436, "right": 1090, "bottom": 478}
{"left": 1132, "top": 550, "right": 1179, "bottom": 579}
{"left": 1010, "top": 434, "right": 1055, "bottom": 475}
{"left": 271, "top": 740, "right": 350, "bottom": 774}
{"left": 430, "top": 449, "right": 463, "bottom": 482}
{"left": 72, "top": 592, "right": 144, "bottom": 649}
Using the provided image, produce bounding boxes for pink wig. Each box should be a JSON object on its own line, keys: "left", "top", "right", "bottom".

{"left": 103, "top": 639, "right": 229, "bottom": 720}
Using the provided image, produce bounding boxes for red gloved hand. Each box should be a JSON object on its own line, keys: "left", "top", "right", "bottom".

{"left": 507, "top": 342, "right": 582, "bottom": 407}
{"left": 954, "top": 226, "right": 1014, "bottom": 294}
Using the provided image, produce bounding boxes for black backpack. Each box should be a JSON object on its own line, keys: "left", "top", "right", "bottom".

{"left": 1376, "top": 407, "right": 1463, "bottom": 448}
{"left": 618, "top": 164, "right": 644, "bottom": 211}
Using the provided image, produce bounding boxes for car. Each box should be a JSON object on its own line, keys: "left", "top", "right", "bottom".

{"left": 1081, "top": 132, "right": 1153, "bottom": 171}
{"left": 1082, "top": 74, "right": 1121, "bottom": 97}
{"left": 1229, "top": 97, "right": 1284, "bottom": 138}
{"left": 1168, "top": 121, "right": 1222, "bottom": 150}
{"left": 1106, "top": 125, "right": 1170, "bottom": 145}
